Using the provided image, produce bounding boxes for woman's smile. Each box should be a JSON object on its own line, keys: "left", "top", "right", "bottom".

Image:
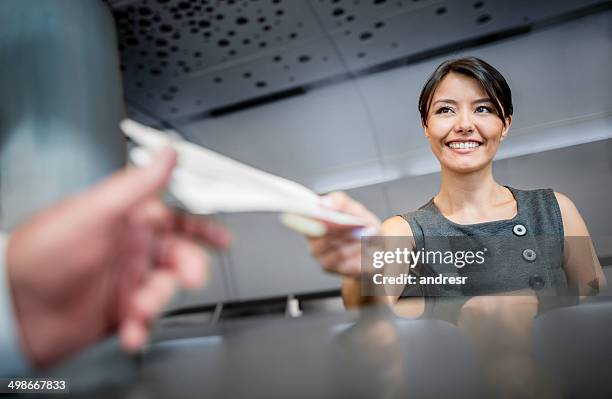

{"left": 445, "top": 139, "right": 483, "bottom": 154}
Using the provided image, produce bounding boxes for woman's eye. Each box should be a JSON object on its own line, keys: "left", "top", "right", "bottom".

{"left": 476, "top": 105, "right": 492, "bottom": 113}
{"left": 436, "top": 106, "right": 453, "bottom": 114}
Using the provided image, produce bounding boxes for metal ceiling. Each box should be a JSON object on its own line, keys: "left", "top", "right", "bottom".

{"left": 108, "top": 0, "right": 609, "bottom": 123}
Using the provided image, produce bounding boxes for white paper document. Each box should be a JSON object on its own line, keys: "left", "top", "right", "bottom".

{"left": 121, "top": 119, "right": 367, "bottom": 227}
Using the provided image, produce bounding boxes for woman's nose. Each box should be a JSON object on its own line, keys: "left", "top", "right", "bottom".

{"left": 453, "top": 111, "right": 475, "bottom": 133}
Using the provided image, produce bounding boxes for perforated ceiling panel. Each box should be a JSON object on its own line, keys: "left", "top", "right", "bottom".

{"left": 114, "top": 0, "right": 346, "bottom": 120}
{"left": 110, "top": 0, "right": 608, "bottom": 123}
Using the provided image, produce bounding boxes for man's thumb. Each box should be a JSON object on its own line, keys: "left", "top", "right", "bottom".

{"left": 88, "top": 146, "right": 177, "bottom": 216}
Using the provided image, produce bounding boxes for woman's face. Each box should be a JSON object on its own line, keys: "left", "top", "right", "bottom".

{"left": 424, "top": 71, "right": 511, "bottom": 174}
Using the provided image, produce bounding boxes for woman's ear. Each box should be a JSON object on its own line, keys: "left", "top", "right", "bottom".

{"left": 422, "top": 120, "right": 429, "bottom": 138}
{"left": 500, "top": 115, "right": 512, "bottom": 141}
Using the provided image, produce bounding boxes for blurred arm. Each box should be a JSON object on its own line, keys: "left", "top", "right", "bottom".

{"left": 555, "top": 192, "right": 607, "bottom": 296}
{"left": 0, "top": 233, "right": 31, "bottom": 377}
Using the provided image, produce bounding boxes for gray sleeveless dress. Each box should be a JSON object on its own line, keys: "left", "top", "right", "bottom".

{"left": 399, "top": 186, "right": 573, "bottom": 321}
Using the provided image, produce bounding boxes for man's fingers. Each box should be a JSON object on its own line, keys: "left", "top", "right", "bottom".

{"left": 132, "top": 270, "right": 178, "bottom": 321}
{"left": 86, "top": 146, "right": 177, "bottom": 218}
{"left": 131, "top": 200, "right": 231, "bottom": 250}
{"left": 120, "top": 270, "right": 179, "bottom": 352}
{"left": 175, "top": 214, "right": 231, "bottom": 249}
{"left": 131, "top": 199, "right": 175, "bottom": 233}
{"left": 157, "top": 235, "right": 209, "bottom": 289}
{"left": 119, "top": 319, "right": 149, "bottom": 352}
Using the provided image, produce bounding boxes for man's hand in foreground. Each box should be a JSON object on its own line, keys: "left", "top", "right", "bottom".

{"left": 7, "top": 147, "right": 230, "bottom": 368}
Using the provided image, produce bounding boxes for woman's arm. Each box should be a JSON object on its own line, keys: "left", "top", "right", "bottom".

{"left": 554, "top": 192, "right": 607, "bottom": 296}
{"left": 342, "top": 216, "right": 416, "bottom": 309}
{"left": 307, "top": 192, "right": 418, "bottom": 309}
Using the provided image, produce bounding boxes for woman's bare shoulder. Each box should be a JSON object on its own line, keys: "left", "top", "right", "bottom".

{"left": 381, "top": 215, "right": 413, "bottom": 236}
{"left": 553, "top": 191, "right": 589, "bottom": 236}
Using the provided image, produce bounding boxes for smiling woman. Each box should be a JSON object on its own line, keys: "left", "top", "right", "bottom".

{"left": 305, "top": 57, "right": 606, "bottom": 320}
{"left": 420, "top": 58, "right": 512, "bottom": 177}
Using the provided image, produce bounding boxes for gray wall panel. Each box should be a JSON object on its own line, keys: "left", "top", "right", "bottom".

{"left": 344, "top": 183, "right": 392, "bottom": 221}
{"left": 385, "top": 173, "right": 440, "bottom": 217}
{"left": 179, "top": 81, "right": 382, "bottom": 190}
{"left": 222, "top": 212, "right": 340, "bottom": 301}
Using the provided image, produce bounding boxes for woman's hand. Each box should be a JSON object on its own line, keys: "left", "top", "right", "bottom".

{"left": 307, "top": 192, "right": 380, "bottom": 278}
{"left": 288, "top": 192, "right": 412, "bottom": 308}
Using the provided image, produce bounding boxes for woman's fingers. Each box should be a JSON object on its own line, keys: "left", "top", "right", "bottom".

{"left": 317, "top": 241, "right": 362, "bottom": 276}
{"left": 280, "top": 213, "right": 327, "bottom": 237}
{"left": 309, "top": 229, "right": 355, "bottom": 257}
{"left": 321, "top": 191, "right": 356, "bottom": 212}
{"left": 321, "top": 192, "right": 379, "bottom": 222}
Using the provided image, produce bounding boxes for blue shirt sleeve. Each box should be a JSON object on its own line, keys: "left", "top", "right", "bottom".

{"left": 0, "top": 233, "right": 31, "bottom": 377}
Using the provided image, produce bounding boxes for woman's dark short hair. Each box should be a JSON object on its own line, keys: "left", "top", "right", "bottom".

{"left": 418, "top": 57, "right": 513, "bottom": 126}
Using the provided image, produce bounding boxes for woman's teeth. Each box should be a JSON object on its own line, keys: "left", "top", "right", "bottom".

{"left": 448, "top": 141, "right": 480, "bottom": 149}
